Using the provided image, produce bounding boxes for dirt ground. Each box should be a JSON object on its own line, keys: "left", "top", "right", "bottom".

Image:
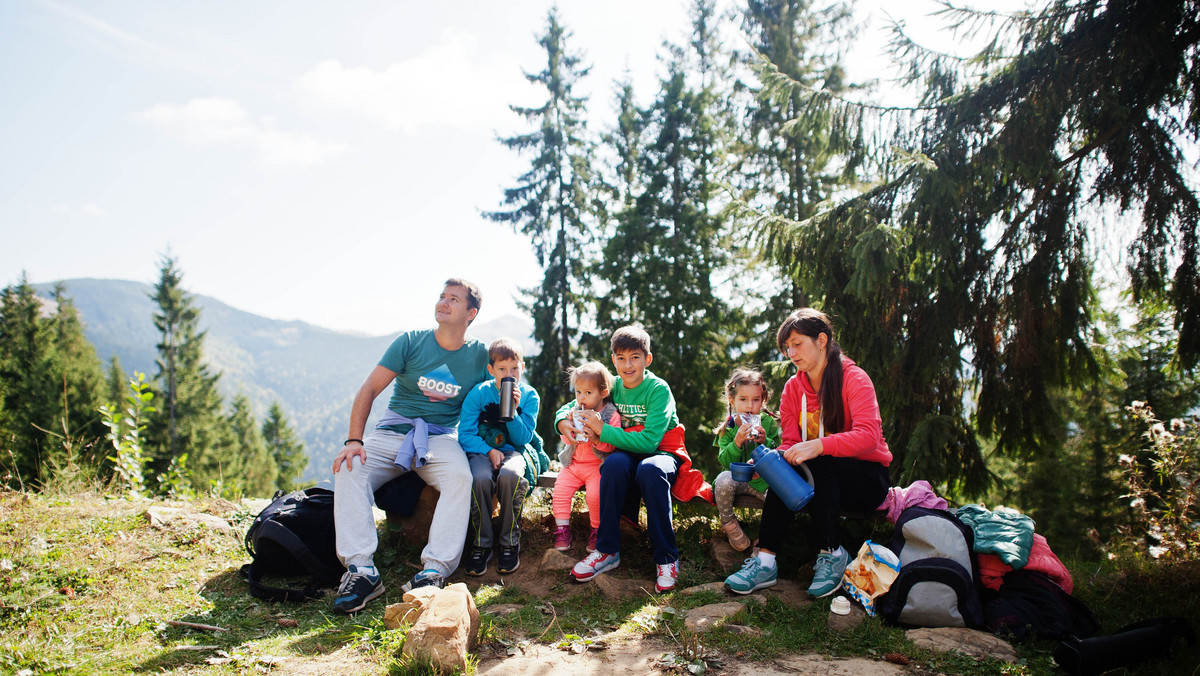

{"left": 473, "top": 633, "right": 906, "bottom": 676}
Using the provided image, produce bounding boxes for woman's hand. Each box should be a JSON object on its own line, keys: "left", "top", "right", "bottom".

{"left": 782, "top": 439, "right": 823, "bottom": 466}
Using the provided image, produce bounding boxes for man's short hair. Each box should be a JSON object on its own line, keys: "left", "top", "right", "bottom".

{"left": 488, "top": 337, "right": 523, "bottom": 364}
{"left": 444, "top": 277, "right": 482, "bottom": 317}
{"left": 610, "top": 325, "right": 651, "bottom": 355}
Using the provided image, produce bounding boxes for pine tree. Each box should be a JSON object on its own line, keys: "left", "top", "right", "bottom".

{"left": 47, "top": 284, "right": 106, "bottom": 464}
{"left": 487, "top": 8, "right": 598, "bottom": 448}
{"left": 0, "top": 275, "right": 59, "bottom": 486}
{"left": 736, "top": 0, "right": 1200, "bottom": 492}
{"left": 0, "top": 276, "right": 106, "bottom": 487}
{"left": 228, "top": 394, "right": 276, "bottom": 497}
{"left": 146, "top": 255, "right": 233, "bottom": 491}
{"left": 105, "top": 356, "right": 125, "bottom": 407}
{"left": 597, "top": 2, "right": 737, "bottom": 462}
{"left": 732, "top": 0, "right": 863, "bottom": 366}
{"left": 262, "top": 401, "right": 306, "bottom": 492}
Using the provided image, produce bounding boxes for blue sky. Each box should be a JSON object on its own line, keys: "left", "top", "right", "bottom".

{"left": 1, "top": 0, "right": 1026, "bottom": 336}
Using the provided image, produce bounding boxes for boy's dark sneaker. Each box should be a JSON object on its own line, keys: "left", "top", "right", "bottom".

{"left": 464, "top": 547, "right": 491, "bottom": 576}
{"left": 332, "top": 564, "right": 384, "bottom": 614}
{"left": 497, "top": 545, "right": 520, "bottom": 574}
{"left": 401, "top": 568, "right": 445, "bottom": 593}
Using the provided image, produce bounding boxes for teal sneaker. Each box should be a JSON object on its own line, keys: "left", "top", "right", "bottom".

{"left": 807, "top": 548, "right": 849, "bottom": 598}
{"left": 724, "top": 556, "right": 777, "bottom": 594}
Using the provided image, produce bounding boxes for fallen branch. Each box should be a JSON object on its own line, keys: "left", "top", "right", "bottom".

{"left": 168, "top": 620, "right": 229, "bottom": 633}
{"left": 535, "top": 602, "right": 561, "bottom": 642}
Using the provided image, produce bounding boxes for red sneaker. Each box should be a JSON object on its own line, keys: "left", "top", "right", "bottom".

{"left": 655, "top": 560, "right": 679, "bottom": 592}
{"left": 586, "top": 528, "right": 598, "bottom": 553}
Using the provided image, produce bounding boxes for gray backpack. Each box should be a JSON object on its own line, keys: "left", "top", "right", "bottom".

{"left": 876, "top": 506, "right": 984, "bottom": 628}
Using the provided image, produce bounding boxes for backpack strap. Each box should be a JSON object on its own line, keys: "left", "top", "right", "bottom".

{"left": 241, "top": 562, "right": 328, "bottom": 603}
{"left": 255, "top": 518, "right": 344, "bottom": 583}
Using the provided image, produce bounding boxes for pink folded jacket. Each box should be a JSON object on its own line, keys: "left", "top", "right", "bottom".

{"left": 977, "top": 533, "right": 1073, "bottom": 593}
{"left": 877, "top": 480, "right": 949, "bottom": 524}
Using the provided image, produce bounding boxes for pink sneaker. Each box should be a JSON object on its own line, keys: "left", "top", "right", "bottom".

{"left": 655, "top": 560, "right": 679, "bottom": 592}
{"left": 553, "top": 525, "right": 572, "bottom": 552}
{"left": 586, "top": 528, "right": 598, "bottom": 553}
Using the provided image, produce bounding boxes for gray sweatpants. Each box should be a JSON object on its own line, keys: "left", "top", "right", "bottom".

{"left": 333, "top": 428, "right": 472, "bottom": 576}
{"left": 467, "top": 450, "right": 528, "bottom": 549}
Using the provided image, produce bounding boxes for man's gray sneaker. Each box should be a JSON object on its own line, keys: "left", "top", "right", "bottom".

{"left": 332, "top": 564, "right": 384, "bottom": 614}
{"left": 401, "top": 568, "right": 445, "bottom": 593}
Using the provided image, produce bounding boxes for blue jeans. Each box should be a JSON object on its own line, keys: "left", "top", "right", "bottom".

{"left": 596, "top": 450, "right": 680, "bottom": 564}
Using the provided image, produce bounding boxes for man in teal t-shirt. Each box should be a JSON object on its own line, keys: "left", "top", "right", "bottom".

{"left": 329, "top": 278, "right": 488, "bottom": 614}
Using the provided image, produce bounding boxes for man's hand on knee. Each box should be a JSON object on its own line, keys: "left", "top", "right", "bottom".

{"left": 333, "top": 441, "right": 367, "bottom": 473}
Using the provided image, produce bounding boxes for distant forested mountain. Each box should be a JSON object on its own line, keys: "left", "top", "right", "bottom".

{"left": 34, "top": 279, "right": 533, "bottom": 483}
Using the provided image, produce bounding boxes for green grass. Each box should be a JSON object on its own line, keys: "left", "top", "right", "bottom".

{"left": 1, "top": 487, "right": 1196, "bottom": 675}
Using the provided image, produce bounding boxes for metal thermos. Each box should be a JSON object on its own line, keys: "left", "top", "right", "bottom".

{"left": 498, "top": 377, "right": 516, "bottom": 421}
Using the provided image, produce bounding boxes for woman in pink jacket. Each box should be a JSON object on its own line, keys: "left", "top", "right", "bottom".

{"left": 724, "top": 308, "right": 892, "bottom": 599}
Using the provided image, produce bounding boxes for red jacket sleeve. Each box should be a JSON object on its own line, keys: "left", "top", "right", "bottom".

{"left": 821, "top": 363, "right": 890, "bottom": 463}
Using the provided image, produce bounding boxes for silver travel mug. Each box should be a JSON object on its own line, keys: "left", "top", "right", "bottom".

{"left": 499, "top": 377, "right": 516, "bottom": 421}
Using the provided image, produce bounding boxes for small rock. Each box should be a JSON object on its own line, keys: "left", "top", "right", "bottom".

{"left": 592, "top": 574, "right": 643, "bottom": 598}
{"left": 188, "top": 513, "right": 233, "bottom": 533}
{"left": 277, "top": 618, "right": 299, "bottom": 628}
{"left": 684, "top": 602, "right": 745, "bottom": 633}
{"left": 826, "top": 603, "right": 867, "bottom": 632}
{"left": 402, "top": 583, "right": 480, "bottom": 673}
{"left": 143, "top": 507, "right": 231, "bottom": 533}
{"left": 725, "top": 624, "right": 764, "bottom": 637}
{"left": 540, "top": 549, "right": 576, "bottom": 572}
{"left": 710, "top": 538, "right": 742, "bottom": 572}
{"left": 482, "top": 603, "right": 524, "bottom": 617}
{"left": 763, "top": 578, "right": 811, "bottom": 609}
{"left": 741, "top": 594, "right": 766, "bottom": 606}
{"left": 680, "top": 582, "right": 725, "bottom": 595}
{"left": 905, "top": 627, "right": 1019, "bottom": 663}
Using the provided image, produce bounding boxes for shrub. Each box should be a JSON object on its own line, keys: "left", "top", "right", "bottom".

{"left": 1117, "top": 401, "right": 1200, "bottom": 560}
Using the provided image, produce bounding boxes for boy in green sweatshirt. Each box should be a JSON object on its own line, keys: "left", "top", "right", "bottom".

{"left": 562, "top": 326, "right": 711, "bottom": 592}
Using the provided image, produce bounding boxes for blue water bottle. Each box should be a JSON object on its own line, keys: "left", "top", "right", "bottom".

{"left": 750, "top": 445, "right": 815, "bottom": 511}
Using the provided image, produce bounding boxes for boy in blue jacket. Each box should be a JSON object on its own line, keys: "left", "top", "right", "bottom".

{"left": 458, "top": 338, "right": 540, "bottom": 575}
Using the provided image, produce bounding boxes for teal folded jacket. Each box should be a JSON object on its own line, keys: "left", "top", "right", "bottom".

{"left": 956, "top": 503, "right": 1035, "bottom": 568}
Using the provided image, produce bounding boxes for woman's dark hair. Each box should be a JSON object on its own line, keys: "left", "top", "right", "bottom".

{"left": 775, "top": 308, "right": 845, "bottom": 434}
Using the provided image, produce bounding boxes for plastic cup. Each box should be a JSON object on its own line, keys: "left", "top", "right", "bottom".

{"left": 729, "top": 462, "right": 754, "bottom": 483}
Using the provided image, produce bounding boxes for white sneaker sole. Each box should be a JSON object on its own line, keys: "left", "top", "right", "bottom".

{"left": 571, "top": 559, "right": 620, "bottom": 581}
{"left": 725, "top": 578, "right": 776, "bottom": 595}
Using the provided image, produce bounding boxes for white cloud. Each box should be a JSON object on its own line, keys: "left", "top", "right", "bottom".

{"left": 130, "top": 97, "right": 347, "bottom": 168}
{"left": 296, "top": 29, "right": 529, "bottom": 133}
{"left": 46, "top": 202, "right": 105, "bottom": 217}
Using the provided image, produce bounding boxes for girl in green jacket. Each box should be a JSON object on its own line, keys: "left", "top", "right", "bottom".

{"left": 713, "top": 367, "right": 780, "bottom": 550}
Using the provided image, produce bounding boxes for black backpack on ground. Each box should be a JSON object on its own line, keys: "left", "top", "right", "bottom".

{"left": 983, "top": 569, "right": 1099, "bottom": 640}
{"left": 241, "top": 487, "right": 344, "bottom": 602}
{"left": 876, "top": 506, "right": 985, "bottom": 628}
